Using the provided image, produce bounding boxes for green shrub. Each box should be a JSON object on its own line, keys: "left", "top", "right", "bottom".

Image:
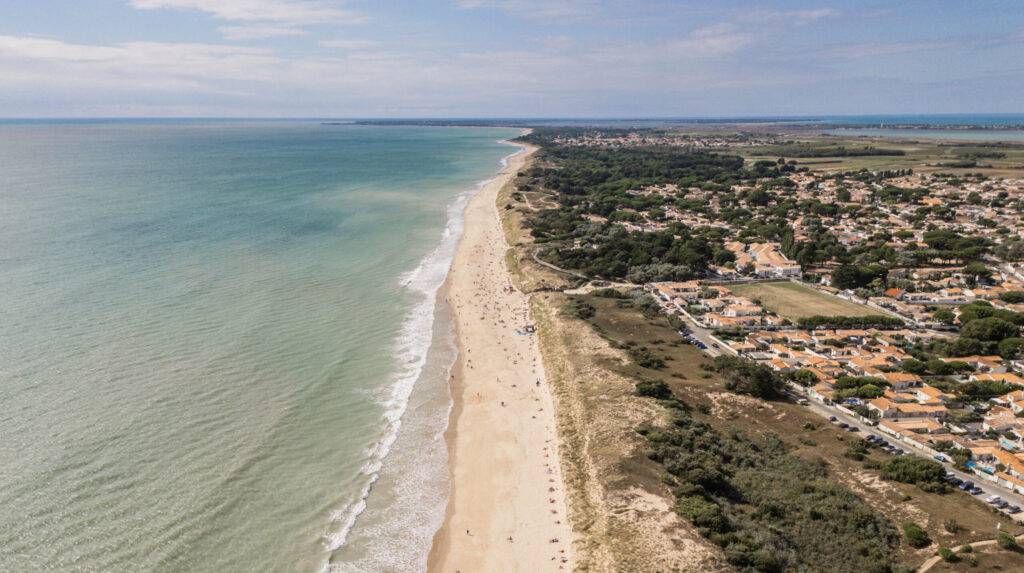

{"left": 844, "top": 440, "right": 870, "bottom": 461}
{"left": 591, "top": 287, "right": 628, "bottom": 298}
{"left": 902, "top": 522, "right": 931, "bottom": 548}
{"left": 880, "top": 457, "right": 947, "bottom": 492}
{"left": 944, "top": 518, "right": 960, "bottom": 533}
{"left": 648, "top": 413, "right": 899, "bottom": 571}
{"left": 996, "top": 531, "right": 1018, "bottom": 550}
{"left": 676, "top": 496, "right": 728, "bottom": 533}
{"left": 627, "top": 346, "right": 666, "bottom": 369}
{"left": 712, "top": 355, "right": 786, "bottom": 399}
{"left": 636, "top": 379, "right": 672, "bottom": 399}
{"left": 937, "top": 546, "right": 958, "bottom": 562}
{"left": 797, "top": 314, "right": 903, "bottom": 329}
{"left": 565, "top": 298, "right": 596, "bottom": 319}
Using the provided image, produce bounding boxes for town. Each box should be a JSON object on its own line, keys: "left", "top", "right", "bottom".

{"left": 521, "top": 127, "right": 1024, "bottom": 523}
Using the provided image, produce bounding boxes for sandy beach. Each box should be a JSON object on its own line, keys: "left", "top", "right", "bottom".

{"left": 428, "top": 141, "right": 573, "bottom": 572}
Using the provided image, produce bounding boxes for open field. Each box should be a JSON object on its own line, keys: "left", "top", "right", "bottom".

{"left": 735, "top": 136, "right": 1024, "bottom": 178}
{"left": 579, "top": 293, "right": 1022, "bottom": 568}
{"left": 729, "top": 280, "right": 879, "bottom": 320}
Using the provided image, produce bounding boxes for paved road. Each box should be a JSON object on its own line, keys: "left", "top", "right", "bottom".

{"left": 798, "top": 392, "right": 1024, "bottom": 523}
{"left": 656, "top": 300, "right": 726, "bottom": 357}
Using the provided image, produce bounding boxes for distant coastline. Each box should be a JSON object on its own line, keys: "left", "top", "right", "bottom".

{"left": 350, "top": 114, "right": 1024, "bottom": 131}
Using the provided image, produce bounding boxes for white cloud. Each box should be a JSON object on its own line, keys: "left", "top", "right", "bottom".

{"left": 218, "top": 25, "right": 310, "bottom": 40}
{"left": 0, "top": 35, "right": 284, "bottom": 84}
{"left": 789, "top": 8, "right": 838, "bottom": 23}
{"left": 737, "top": 7, "right": 838, "bottom": 25}
{"left": 128, "top": 0, "right": 365, "bottom": 40}
{"left": 456, "top": 0, "right": 602, "bottom": 20}
{"left": 128, "top": 0, "right": 363, "bottom": 24}
{"left": 824, "top": 40, "right": 952, "bottom": 59}
{"left": 318, "top": 38, "right": 379, "bottom": 50}
{"left": 669, "top": 24, "right": 752, "bottom": 56}
{"left": 0, "top": 30, "right": 775, "bottom": 116}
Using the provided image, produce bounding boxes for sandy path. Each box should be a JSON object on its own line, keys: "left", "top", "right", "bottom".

{"left": 427, "top": 143, "right": 573, "bottom": 572}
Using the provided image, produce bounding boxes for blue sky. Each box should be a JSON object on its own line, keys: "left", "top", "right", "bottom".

{"left": 0, "top": 0, "right": 1021, "bottom": 117}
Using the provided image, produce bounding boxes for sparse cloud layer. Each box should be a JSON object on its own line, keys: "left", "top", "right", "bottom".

{"left": 0, "top": 1, "right": 1020, "bottom": 116}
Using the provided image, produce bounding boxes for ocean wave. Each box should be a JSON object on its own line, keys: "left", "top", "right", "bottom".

{"left": 320, "top": 142, "right": 527, "bottom": 570}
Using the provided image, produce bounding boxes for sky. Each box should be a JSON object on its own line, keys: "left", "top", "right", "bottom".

{"left": 0, "top": 0, "right": 1022, "bottom": 117}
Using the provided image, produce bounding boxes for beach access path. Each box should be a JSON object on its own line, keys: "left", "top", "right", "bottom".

{"left": 428, "top": 143, "right": 573, "bottom": 572}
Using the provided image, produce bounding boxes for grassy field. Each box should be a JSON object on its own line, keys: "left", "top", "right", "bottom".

{"left": 734, "top": 136, "right": 1024, "bottom": 178}
{"left": 579, "top": 293, "right": 1021, "bottom": 568}
{"left": 729, "top": 280, "right": 880, "bottom": 320}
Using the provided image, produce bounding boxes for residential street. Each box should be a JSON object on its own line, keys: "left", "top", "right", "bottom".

{"left": 797, "top": 389, "right": 1024, "bottom": 523}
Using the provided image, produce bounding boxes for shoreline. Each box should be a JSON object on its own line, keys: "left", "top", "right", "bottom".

{"left": 427, "top": 138, "right": 574, "bottom": 571}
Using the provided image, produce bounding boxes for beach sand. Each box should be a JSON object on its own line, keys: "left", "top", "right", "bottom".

{"left": 428, "top": 142, "right": 573, "bottom": 572}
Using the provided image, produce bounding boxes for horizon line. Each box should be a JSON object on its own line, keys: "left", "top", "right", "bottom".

{"left": 3, "top": 113, "right": 1024, "bottom": 121}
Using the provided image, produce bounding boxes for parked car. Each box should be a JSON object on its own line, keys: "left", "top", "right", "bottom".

{"left": 986, "top": 495, "right": 1002, "bottom": 504}
{"left": 837, "top": 422, "right": 848, "bottom": 429}
{"left": 970, "top": 487, "right": 983, "bottom": 495}
{"left": 846, "top": 426, "right": 859, "bottom": 432}
{"left": 1008, "top": 506, "right": 1021, "bottom": 514}
{"left": 828, "top": 416, "right": 837, "bottom": 422}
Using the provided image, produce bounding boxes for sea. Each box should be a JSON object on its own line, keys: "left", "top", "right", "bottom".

{"left": 0, "top": 120, "right": 522, "bottom": 572}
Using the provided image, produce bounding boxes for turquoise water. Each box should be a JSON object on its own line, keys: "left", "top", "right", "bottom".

{"left": 0, "top": 121, "right": 520, "bottom": 571}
